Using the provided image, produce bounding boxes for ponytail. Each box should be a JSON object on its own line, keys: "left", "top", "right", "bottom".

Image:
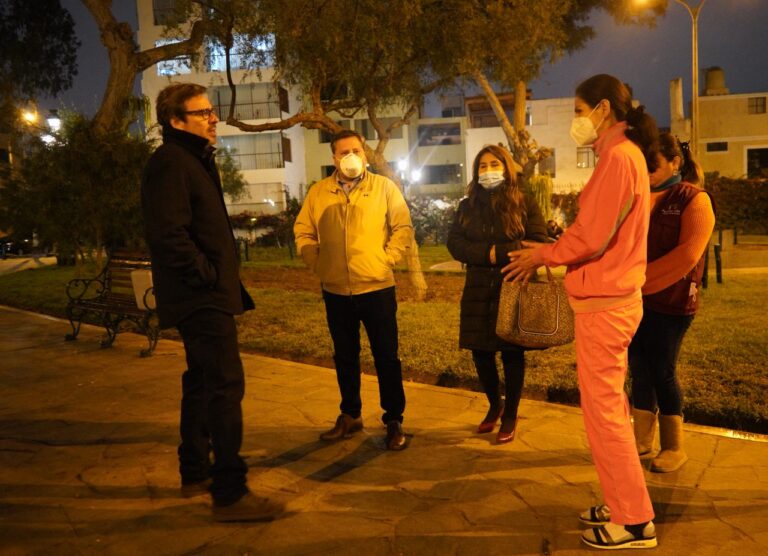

{"left": 625, "top": 104, "right": 660, "bottom": 174}
{"left": 678, "top": 140, "right": 704, "bottom": 186}
{"left": 658, "top": 132, "right": 704, "bottom": 186}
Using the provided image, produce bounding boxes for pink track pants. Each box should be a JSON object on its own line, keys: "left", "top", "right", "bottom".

{"left": 575, "top": 300, "right": 654, "bottom": 525}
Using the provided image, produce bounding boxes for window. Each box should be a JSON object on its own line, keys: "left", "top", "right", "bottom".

{"left": 748, "top": 96, "right": 767, "bottom": 115}
{"left": 417, "top": 123, "right": 461, "bottom": 146}
{"left": 747, "top": 148, "right": 768, "bottom": 179}
{"left": 421, "top": 164, "right": 463, "bottom": 185}
{"left": 576, "top": 147, "right": 595, "bottom": 169}
{"left": 319, "top": 121, "right": 351, "bottom": 144}
{"left": 353, "top": 118, "right": 404, "bottom": 141}
{"left": 0, "top": 148, "right": 10, "bottom": 164}
{"left": 706, "top": 142, "right": 728, "bottom": 152}
{"left": 278, "top": 86, "right": 289, "bottom": 113}
{"left": 217, "top": 133, "right": 283, "bottom": 170}
{"left": 211, "top": 84, "right": 281, "bottom": 120}
{"left": 538, "top": 150, "right": 556, "bottom": 178}
{"left": 153, "top": 0, "right": 183, "bottom": 25}
{"left": 155, "top": 39, "right": 190, "bottom": 76}
{"left": 204, "top": 34, "right": 274, "bottom": 72}
{"left": 354, "top": 119, "right": 377, "bottom": 141}
{"left": 281, "top": 134, "right": 292, "bottom": 163}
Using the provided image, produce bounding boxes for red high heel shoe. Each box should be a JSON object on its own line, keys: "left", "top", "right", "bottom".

{"left": 477, "top": 406, "right": 504, "bottom": 434}
{"left": 496, "top": 416, "right": 518, "bottom": 444}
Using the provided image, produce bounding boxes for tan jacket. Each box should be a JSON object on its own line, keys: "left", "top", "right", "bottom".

{"left": 294, "top": 171, "right": 413, "bottom": 295}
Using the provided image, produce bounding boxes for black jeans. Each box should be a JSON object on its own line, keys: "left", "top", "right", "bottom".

{"left": 472, "top": 349, "right": 525, "bottom": 420}
{"left": 177, "top": 308, "right": 248, "bottom": 505}
{"left": 322, "top": 287, "right": 406, "bottom": 424}
{"left": 629, "top": 307, "right": 694, "bottom": 416}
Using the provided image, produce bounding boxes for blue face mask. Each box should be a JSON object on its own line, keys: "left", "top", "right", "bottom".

{"left": 478, "top": 170, "right": 504, "bottom": 189}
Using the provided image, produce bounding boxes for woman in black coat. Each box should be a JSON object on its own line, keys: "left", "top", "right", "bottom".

{"left": 447, "top": 144, "right": 548, "bottom": 443}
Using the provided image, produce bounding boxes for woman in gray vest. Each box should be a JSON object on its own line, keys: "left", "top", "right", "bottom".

{"left": 629, "top": 132, "right": 716, "bottom": 473}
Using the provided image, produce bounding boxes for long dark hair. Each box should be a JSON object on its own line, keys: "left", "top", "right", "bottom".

{"left": 464, "top": 144, "right": 525, "bottom": 238}
{"left": 576, "top": 74, "right": 660, "bottom": 173}
{"left": 658, "top": 132, "right": 704, "bottom": 186}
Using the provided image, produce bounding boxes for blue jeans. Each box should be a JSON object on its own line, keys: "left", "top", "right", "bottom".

{"left": 629, "top": 307, "right": 694, "bottom": 415}
{"left": 177, "top": 309, "right": 248, "bottom": 505}
{"left": 322, "top": 287, "right": 406, "bottom": 424}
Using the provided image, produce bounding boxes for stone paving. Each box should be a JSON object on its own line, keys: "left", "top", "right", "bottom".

{"left": 0, "top": 306, "right": 766, "bottom": 555}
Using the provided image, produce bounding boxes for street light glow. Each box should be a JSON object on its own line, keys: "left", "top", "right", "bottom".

{"left": 22, "top": 110, "right": 38, "bottom": 124}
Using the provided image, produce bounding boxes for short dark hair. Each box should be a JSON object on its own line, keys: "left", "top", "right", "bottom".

{"left": 330, "top": 129, "right": 364, "bottom": 154}
{"left": 156, "top": 83, "right": 208, "bottom": 129}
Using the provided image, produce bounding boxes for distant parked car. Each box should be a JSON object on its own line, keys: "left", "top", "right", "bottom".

{"left": 2, "top": 237, "right": 36, "bottom": 257}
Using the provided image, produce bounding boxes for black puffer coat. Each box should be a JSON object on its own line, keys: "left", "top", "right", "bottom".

{"left": 447, "top": 188, "right": 548, "bottom": 351}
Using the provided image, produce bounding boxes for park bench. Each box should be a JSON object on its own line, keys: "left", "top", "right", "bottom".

{"left": 64, "top": 248, "right": 159, "bottom": 357}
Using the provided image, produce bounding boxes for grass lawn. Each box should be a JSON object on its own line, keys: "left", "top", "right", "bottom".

{"left": 1, "top": 250, "right": 766, "bottom": 433}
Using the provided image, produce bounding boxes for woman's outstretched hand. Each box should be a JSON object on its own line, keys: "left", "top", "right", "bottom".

{"left": 501, "top": 241, "right": 545, "bottom": 283}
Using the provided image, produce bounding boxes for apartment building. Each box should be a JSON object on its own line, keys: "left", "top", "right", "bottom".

{"left": 670, "top": 67, "right": 768, "bottom": 178}
{"left": 138, "top": 0, "right": 595, "bottom": 216}
{"left": 137, "top": 0, "right": 306, "bottom": 214}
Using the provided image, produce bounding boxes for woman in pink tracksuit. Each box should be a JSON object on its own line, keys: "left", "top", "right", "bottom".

{"left": 502, "top": 74, "right": 660, "bottom": 550}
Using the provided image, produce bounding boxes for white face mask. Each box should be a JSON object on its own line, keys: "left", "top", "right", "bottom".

{"left": 478, "top": 170, "right": 505, "bottom": 189}
{"left": 569, "top": 102, "right": 606, "bottom": 146}
{"left": 339, "top": 152, "right": 364, "bottom": 179}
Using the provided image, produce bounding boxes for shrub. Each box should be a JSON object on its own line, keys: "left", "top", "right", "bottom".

{"left": 706, "top": 176, "right": 768, "bottom": 234}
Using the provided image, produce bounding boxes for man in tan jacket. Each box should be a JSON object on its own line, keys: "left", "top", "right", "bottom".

{"left": 294, "top": 129, "right": 413, "bottom": 450}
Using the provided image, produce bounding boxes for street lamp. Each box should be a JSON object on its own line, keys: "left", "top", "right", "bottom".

{"left": 636, "top": 0, "right": 706, "bottom": 157}
{"left": 673, "top": 0, "right": 706, "bottom": 159}
{"left": 21, "top": 110, "right": 38, "bottom": 125}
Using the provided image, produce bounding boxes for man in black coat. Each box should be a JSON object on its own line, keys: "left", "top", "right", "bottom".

{"left": 142, "top": 83, "right": 282, "bottom": 522}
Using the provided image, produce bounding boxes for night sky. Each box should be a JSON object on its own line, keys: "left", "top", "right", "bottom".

{"left": 44, "top": 0, "right": 768, "bottom": 128}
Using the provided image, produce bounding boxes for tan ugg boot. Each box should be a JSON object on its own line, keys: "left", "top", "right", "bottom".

{"left": 651, "top": 414, "right": 688, "bottom": 473}
{"left": 632, "top": 407, "right": 658, "bottom": 458}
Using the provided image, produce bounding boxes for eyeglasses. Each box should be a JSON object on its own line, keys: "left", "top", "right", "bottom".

{"left": 184, "top": 108, "right": 217, "bottom": 119}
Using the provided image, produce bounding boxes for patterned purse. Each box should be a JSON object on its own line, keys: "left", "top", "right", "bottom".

{"left": 496, "top": 267, "right": 574, "bottom": 349}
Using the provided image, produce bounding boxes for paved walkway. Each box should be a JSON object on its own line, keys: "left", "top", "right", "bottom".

{"left": 0, "top": 306, "right": 766, "bottom": 555}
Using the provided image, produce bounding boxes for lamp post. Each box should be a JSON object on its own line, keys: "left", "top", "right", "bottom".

{"left": 634, "top": 0, "right": 706, "bottom": 157}
{"left": 673, "top": 0, "right": 706, "bottom": 159}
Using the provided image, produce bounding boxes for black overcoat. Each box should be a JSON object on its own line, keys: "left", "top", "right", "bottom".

{"left": 447, "top": 188, "right": 548, "bottom": 351}
{"left": 141, "top": 128, "right": 254, "bottom": 328}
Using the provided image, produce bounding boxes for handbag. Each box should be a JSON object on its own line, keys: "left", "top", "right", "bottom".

{"left": 496, "top": 267, "right": 574, "bottom": 348}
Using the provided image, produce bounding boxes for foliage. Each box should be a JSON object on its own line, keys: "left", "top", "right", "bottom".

{"left": 0, "top": 113, "right": 153, "bottom": 261}
{"left": 407, "top": 197, "right": 459, "bottom": 246}
{"left": 525, "top": 175, "right": 553, "bottom": 221}
{"left": 551, "top": 192, "right": 581, "bottom": 228}
{"left": 216, "top": 147, "right": 248, "bottom": 202}
{"left": 706, "top": 176, "right": 768, "bottom": 234}
{"left": 0, "top": 0, "right": 79, "bottom": 103}
{"left": 230, "top": 193, "right": 302, "bottom": 248}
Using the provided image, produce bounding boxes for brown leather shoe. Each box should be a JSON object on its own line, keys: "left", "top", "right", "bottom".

{"left": 180, "top": 477, "right": 212, "bottom": 498}
{"left": 212, "top": 492, "right": 284, "bottom": 522}
{"left": 385, "top": 420, "right": 407, "bottom": 451}
{"left": 319, "top": 413, "right": 363, "bottom": 441}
